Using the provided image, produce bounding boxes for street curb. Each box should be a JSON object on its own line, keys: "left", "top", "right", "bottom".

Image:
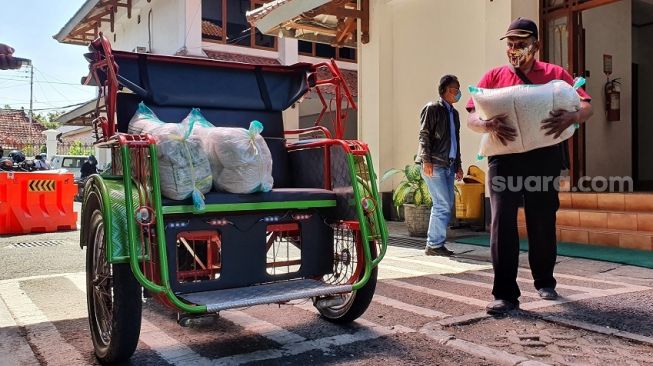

{"left": 420, "top": 323, "right": 552, "bottom": 366}
{"left": 540, "top": 314, "right": 653, "bottom": 346}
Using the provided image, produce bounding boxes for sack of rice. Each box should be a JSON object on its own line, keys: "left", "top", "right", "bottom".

{"left": 127, "top": 102, "right": 164, "bottom": 135}
{"left": 192, "top": 118, "right": 273, "bottom": 194}
{"left": 469, "top": 78, "right": 584, "bottom": 157}
{"left": 214, "top": 121, "right": 273, "bottom": 194}
{"left": 132, "top": 107, "right": 211, "bottom": 211}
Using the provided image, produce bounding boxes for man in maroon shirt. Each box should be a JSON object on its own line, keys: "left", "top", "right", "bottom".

{"left": 466, "top": 17, "right": 593, "bottom": 315}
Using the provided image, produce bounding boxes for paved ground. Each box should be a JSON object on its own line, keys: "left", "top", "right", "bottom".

{"left": 1, "top": 212, "right": 652, "bottom": 365}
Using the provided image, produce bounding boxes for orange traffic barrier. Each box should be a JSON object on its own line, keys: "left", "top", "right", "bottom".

{"left": 0, "top": 171, "right": 78, "bottom": 235}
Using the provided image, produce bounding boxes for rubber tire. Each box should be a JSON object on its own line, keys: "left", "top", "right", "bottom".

{"left": 318, "top": 245, "right": 378, "bottom": 324}
{"left": 86, "top": 208, "right": 142, "bottom": 364}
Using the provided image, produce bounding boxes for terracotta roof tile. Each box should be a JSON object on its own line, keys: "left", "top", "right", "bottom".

{"left": 312, "top": 68, "right": 357, "bottom": 98}
{"left": 202, "top": 20, "right": 224, "bottom": 39}
{"left": 203, "top": 49, "right": 280, "bottom": 65}
{"left": 0, "top": 109, "right": 46, "bottom": 147}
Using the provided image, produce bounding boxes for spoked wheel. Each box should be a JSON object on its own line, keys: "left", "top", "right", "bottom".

{"left": 317, "top": 224, "right": 378, "bottom": 324}
{"left": 86, "top": 209, "right": 142, "bottom": 364}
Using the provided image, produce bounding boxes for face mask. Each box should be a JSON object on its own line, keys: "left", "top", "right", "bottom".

{"left": 454, "top": 90, "right": 462, "bottom": 103}
{"left": 508, "top": 44, "right": 534, "bottom": 67}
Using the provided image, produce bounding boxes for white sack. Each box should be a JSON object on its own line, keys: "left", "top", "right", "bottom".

{"left": 193, "top": 120, "right": 273, "bottom": 194}
{"left": 127, "top": 102, "right": 164, "bottom": 135}
{"left": 470, "top": 79, "right": 581, "bottom": 157}
{"left": 127, "top": 104, "right": 211, "bottom": 210}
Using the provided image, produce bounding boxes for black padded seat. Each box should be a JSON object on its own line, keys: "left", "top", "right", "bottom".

{"left": 165, "top": 188, "right": 335, "bottom": 205}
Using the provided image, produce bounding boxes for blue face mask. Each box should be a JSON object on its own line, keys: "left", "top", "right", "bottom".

{"left": 454, "top": 90, "right": 462, "bottom": 103}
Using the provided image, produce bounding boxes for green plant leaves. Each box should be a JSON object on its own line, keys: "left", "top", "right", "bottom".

{"left": 392, "top": 180, "right": 412, "bottom": 207}
{"left": 404, "top": 164, "right": 421, "bottom": 183}
{"left": 418, "top": 180, "right": 432, "bottom": 206}
{"left": 380, "top": 168, "right": 403, "bottom": 183}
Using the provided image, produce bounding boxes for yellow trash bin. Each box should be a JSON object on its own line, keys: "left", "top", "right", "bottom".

{"left": 454, "top": 165, "right": 485, "bottom": 221}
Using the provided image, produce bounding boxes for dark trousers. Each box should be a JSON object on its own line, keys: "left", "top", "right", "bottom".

{"left": 488, "top": 146, "right": 561, "bottom": 303}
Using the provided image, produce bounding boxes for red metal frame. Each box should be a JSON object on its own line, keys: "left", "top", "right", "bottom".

{"left": 176, "top": 231, "right": 222, "bottom": 281}
{"left": 311, "top": 59, "right": 358, "bottom": 140}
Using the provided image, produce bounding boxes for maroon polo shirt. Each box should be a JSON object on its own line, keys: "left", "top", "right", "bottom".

{"left": 466, "top": 60, "right": 591, "bottom": 111}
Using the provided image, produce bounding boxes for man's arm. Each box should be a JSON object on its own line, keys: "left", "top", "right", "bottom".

{"left": 418, "top": 104, "right": 435, "bottom": 176}
{"left": 541, "top": 100, "right": 593, "bottom": 138}
{"left": 466, "top": 109, "right": 517, "bottom": 145}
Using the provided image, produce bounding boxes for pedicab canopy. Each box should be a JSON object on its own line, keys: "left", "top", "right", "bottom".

{"left": 87, "top": 46, "right": 314, "bottom": 113}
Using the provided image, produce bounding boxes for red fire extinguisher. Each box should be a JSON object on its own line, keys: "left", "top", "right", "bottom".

{"left": 604, "top": 78, "right": 621, "bottom": 122}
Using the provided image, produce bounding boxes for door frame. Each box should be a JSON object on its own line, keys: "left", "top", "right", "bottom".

{"left": 539, "top": 0, "right": 622, "bottom": 185}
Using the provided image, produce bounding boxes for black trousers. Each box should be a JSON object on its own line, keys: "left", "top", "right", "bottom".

{"left": 488, "top": 145, "right": 561, "bottom": 303}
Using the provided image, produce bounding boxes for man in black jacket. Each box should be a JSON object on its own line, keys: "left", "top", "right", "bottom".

{"left": 416, "top": 74, "right": 464, "bottom": 256}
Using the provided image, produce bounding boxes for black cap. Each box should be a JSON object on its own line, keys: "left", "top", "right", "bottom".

{"left": 500, "top": 17, "right": 538, "bottom": 40}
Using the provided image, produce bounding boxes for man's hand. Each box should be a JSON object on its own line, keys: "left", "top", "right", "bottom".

{"left": 455, "top": 167, "right": 463, "bottom": 181}
{"left": 541, "top": 109, "right": 578, "bottom": 138}
{"left": 483, "top": 114, "right": 518, "bottom": 146}
{"left": 422, "top": 162, "right": 433, "bottom": 177}
{"left": 0, "top": 44, "right": 21, "bottom": 70}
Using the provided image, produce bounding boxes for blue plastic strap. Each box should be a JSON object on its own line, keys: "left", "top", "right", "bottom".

{"left": 248, "top": 120, "right": 264, "bottom": 137}
{"left": 573, "top": 77, "right": 586, "bottom": 90}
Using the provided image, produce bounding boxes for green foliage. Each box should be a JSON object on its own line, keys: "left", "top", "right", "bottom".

{"left": 33, "top": 111, "right": 62, "bottom": 130}
{"left": 380, "top": 164, "right": 433, "bottom": 208}
{"left": 68, "top": 141, "right": 93, "bottom": 156}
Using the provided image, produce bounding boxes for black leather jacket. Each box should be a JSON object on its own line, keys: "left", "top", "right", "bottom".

{"left": 415, "top": 99, "right": 462, "bottom": 170}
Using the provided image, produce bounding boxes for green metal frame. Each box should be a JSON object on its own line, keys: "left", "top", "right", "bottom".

{"left": 89, "top": 141, "right": 387, "bottom": 313}
{"left": 162, "top": 200, "right": 336, "bottom": 214}
{"left": 347, "top": 152, "right": 388, "bottom": 290}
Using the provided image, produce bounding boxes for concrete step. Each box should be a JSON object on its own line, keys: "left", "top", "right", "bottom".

{"left": 518, "top": 208, "right": 653, "bottom": 233}
{"left": 517, "top": 224, "right": 653, "bottom": 251}
{"left": 558, "top": 192, "right": 653, "bottom": 212}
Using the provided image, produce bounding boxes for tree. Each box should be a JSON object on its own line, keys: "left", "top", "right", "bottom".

{"left": 68, "top": 141, "right": 93, "bottom": 156}
{"left": 33, "top": 111, "right": 63, "bottom": 130}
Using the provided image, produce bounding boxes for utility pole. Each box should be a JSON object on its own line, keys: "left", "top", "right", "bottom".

{"left": 28, "top": 60, "right": 33, "bottom": 145}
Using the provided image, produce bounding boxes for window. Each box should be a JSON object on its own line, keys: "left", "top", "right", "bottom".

{"left": 201, "top": 0, "right": 276, "bottom": 50}
{"left": 299, "top": 41, "right": 357, "bottom": 62}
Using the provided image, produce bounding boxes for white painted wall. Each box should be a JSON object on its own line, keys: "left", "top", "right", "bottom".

{"left": 633, "top": 24, "right": 653, "bottom": 181}
{"left": 99, "top": 0, "right": 203, "bottom": 56}
{"left": 360, "top": 0, "right": 539, "bottom": 192}
{"left": 582, "top": 0, "right": 632, "bottom": 179}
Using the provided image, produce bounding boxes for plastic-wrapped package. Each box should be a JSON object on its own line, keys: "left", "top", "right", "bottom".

{"left": 127, "top": 104, "right": 212, "bottom": 210}
{"left": 214, "top": 121, "right": 273, "bottom": 194}
{"left": 127, "top": 102, "right": 164, "bottom": 135}
{"left": 152, "top": 121, "right": 212, "bottom": 210}
{"left": 191, "top": 117, "right": 273, "bottom": 194}
{"left": 469, "top": 78, "right": 584, "bottom": 157}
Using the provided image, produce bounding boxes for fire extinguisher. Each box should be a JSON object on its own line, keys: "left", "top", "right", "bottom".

{"left": 604, "top": 78, "right": 621, "bottom": 122}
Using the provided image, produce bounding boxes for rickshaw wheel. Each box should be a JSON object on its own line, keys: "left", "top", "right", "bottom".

{"left": 317, "top": 241, "right": 378, "bottom": 324}
{"left": 86, "top": 208, "right": 142, "bottom": 364}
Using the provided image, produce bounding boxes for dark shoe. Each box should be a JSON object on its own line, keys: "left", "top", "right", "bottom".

{"left": 538, "top": 287, "right": 559, "bottom": 300}
{"left": 425, "top": 245, "right": 454, "bottom": 256}
{"left": 486, "top": 299, "right": 519, "bottom": 315}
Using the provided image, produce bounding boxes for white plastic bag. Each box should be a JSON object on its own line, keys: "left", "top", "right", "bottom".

{"left": 193, "top": 119, "right": 273, "bottom": 194}
{"left": 128, "top": 105, "right": 212, "bottom": 210}
{"left": 127, "top": 102, "right": 164, "bottom": 135}
{"left": 469, "top": 78, "right": 583, "bottom": 157}
{"left": 215, "top": 121, "right": 273, "bottom": 193}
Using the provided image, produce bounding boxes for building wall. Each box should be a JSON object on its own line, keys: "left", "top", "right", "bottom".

{"left": 99, "top": 0, "right": 203, "bottom": 56}
{"left": 633, "top": 24, "right": 653, "bottom": 181}
{"left": 582, "top": 0, "right": 632, "bottom": 179}
{"left": 360, "top": 0, "right": 539, "bottom": 191}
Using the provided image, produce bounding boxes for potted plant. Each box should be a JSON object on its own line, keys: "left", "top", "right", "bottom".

{"left": 381, "top": 163, "right": 432, "bottom": 237}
